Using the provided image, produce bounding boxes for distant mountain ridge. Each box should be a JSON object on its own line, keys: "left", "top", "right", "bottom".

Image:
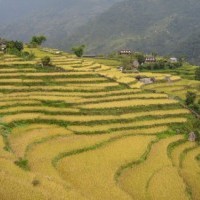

{"left": 64, "top": 0, "right": 200, "bottom": 64}
{"left": 0, "top": 0, "right": 120, "bottom": 46}
{"left": 1, "top": 0, "right": 200, "bottom": 64}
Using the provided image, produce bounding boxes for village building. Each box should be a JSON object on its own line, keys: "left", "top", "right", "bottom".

{"left": 188, "top": 132, "right": 196, "bottom": 142}
{"left": 0, "top": 39, "right": 7, "bottom": 52}
{"left": 170, "top": 57, "right": 178, "bottom": 63}
{"left": 145, "top": 57, "right": 156, "bottom": 63}
{"left": 0, "top": 44, "right": 6, "bottom": 51}
{"left": 118, "top": 50, "right": 132, "bottom": 55}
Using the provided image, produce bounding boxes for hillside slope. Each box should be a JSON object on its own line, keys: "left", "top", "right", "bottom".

{"left": 64, "top": 0, "right": 200, "bottom": 63}
{"left": 0, "top": 48, "right": 199, "bottom": 200}
{"left": 0, "top": 0, "right": 120, "bottom": 46}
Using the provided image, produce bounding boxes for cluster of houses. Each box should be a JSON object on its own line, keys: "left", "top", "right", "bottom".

{"left": 118, "top": 49, "right": 180, "bottom": 85}
{"left": 119, "top": 49, "right": 178, "bottom": 64}
{"left": 0, "top": 39, "right": 7, "bottom": 52}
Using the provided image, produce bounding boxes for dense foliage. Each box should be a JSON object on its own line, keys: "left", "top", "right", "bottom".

{"left": 30, "top": 35, "right": 46, "bottom": 46}
{"left": 195, "top": 67, "right": 200, "bottom": 80}
{"left": 185, "top": 91, "right": 200, "bottom": 115}
{"left": 41, "top": 56, "right": 51, "bottom": 66}
{"left": 72, "top": 45, "right": 85, "bottom": 58}
{"left": 64, "top": 0, "right": 200, "bottom": 64}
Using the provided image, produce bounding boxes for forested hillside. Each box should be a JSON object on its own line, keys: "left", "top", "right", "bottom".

{"left": 0, "top": 0, "right": 120, "bottom": 46}
{"left": 64, "top": 0, "right": 200, "bottom": 64}
{"left": 1, "top": 0, "right": 200, "bottom": 63}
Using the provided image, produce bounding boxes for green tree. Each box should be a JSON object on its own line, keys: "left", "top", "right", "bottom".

{"left": 185, "top": 91, "right": 196, "bottom": 105}
{"left": 72, "top": 45, "right": 85, "bottom": 57}
{"left": 121, "top": 56, "right": 132, "bottom": 69}
{"left": 184, "top": 119, "right": 200, "bottom": 142}
{"left": 31, "top": 35, "right": 46, "bottom": 46}
{"left": 195, "top": 67, "right": 200, "bottom": 80}
{"left": 134, "top": 53, "right": 145, "bottom": 65}
{"left": 7, "top": 40, "right": 23, "bottom": 51}
{"left": 41, "top": 56, "right": 51, "bottom": 66}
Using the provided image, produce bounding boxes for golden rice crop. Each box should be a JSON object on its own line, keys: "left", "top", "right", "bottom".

{"left": 83, "top": 93, "right": 169, "bottom": 103}
{"left": 27, "top": 134, "right": 114, "bottom": 178}
{"left": 68, "top": 117, "right": 187, "bottom": 133}
{"left": 0, "top": 71, "right": 91, "bottom": 77}
{"left": 68, "top": 125, "right": 168, "bottom": 135}
{"left": 0, "top": 158, "right": 86, "bottom": 200}
{"left": 0, "top": 85, "right": 108, "bottom": 92}
{"left": 24, "top": 47, "right": 54, "bottom": 58}
{"left": 170, "top": 142, "right": 196, "bottom": 167}
{"left": 2, "top": 109, "right": 188, "bottom": 124}
{"left": 68, "top": 82, "right": 119, "bottom": 87}
{"left": 2, "top": 113, "right": 41, "bottom": 123}
{"left": 1, "top": 89, "right": 141, "bottom": 98}
{"left": 118, "top": 135, "right": 188, "bottom": 200}
{"left": 56, "top": 135, "right": 155, "bottom": 200}
{"left": 9, "top": 124, "right": 72, "bottom": 157}
{"left": 170, "top": 76, "right": 181, "bottom": 81}
{"left": 0, "top": 169, "right": 45, "bottom": 200}
{"left": 147, "top": 166, "right": 189, "bottom": 200}
{"left": 0, "top": 61, "right": 36, "bottom": 65}
{"left": 0, "top": 79, "right": 45, "bottom": 83}
{"left": 0, "top": 68, "right": 36, "bottom": 72}
{"left": 30, "top": 95, "right": 83, "bottom": 103}
{"left": 0, "top": 106, "right": 79, "bottom": 114}
{"left": 53, "top": 77, "right": 107, "bottom": 82}
{"left": 81, "top": 99, "right": 178, "bottom": 109}
{"left": 95, "top": 65, "right": 111, "bottom": 71}
{"left": 0, "top": 100, "right": 39, "bottom": 107}
{"left": 130, "top": 82, "right": 144, "bottom": 89}
{"left": 180, "top": 146, "right": 200, "bottom": 200}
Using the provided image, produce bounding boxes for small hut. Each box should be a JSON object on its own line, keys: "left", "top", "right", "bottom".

{"left": 188, "top": 132, "right": 196, "bottom": 142}
{"left": 145, "top": 57, "right": 156, "bottom": 63}
{"left": 118, "top": 50, "right": 132, "bottom": 55}
{"left": 170, "top": 57, "right": 178, "bottom": 63}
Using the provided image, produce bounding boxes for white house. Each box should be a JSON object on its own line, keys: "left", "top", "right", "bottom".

{"left": 170, "top": 57, "right": 178, "bottom": 63}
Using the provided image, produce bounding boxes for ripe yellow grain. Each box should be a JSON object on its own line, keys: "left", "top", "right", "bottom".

{"left": 0, "top": 100, "right": 39, "bottom": 107}
{"left": 81, "top": 99, "right": 178, "bottom": 109}
{"left": 2, "top": 111, "right": 188, "bottom": 125}
{"left": 0, "top": 106, "right": 79, "bottom": 114}
{"left": 118, "top": 135, "right": 189, "bottom": 200}
{"left": 68, "top": 125, "right": 168, "bottom": 135}
{"left": 147, "top": 166, "right": 189, "bottom": 200}
{"left": 57, "top": 135, "right": 155, "bottom": 200}
{"left": 2, "top": 113, "right": 41, "bottom": 123}
{"left": 27, "top": 134, "right": 115, "bottom": 178}
{"left": 0, "top": 158, "right": 86, "bottom": 200}
{"left": 171, "top": 142, "right": 196, "bottom": 167}
{"left": 180, "top": 146, "right": 200, "bottom": 200}
{"left": 0, "top": 89, "right": 141, "bottom": 98}
{"left": 0, "top": 61, "right": 36, "bottom": 65}
{"left": 9, "top": 124, "right": 72, "bottom": 157}
{"left": 82, "top": 93, "right": 169, "bottom": 103}
{"left": 0, "top": 68, "right": 36, "bottom": 72}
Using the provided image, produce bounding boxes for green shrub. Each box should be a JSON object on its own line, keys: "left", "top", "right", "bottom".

{"left": 14, "top": 158, "right": 29, "bottom": 171}
{"left": 41, "top": 56, "right": 51, "bottom": 66}
{"left": 185, "top": 91, "right": 196, "bottom": 105}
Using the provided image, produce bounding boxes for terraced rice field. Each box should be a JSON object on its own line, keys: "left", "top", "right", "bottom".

{"left": 144, "top": 77, "right": 200, "bottom": 102}
{"left": 0, "top": 48, "right": 199, "bottom": 200}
